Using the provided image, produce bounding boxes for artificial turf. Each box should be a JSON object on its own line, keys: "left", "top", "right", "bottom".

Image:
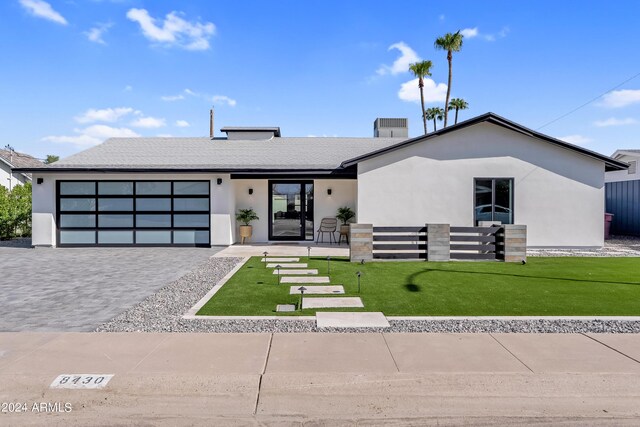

{"left": 196, "top": 256, "right": 640, "bottom": 316}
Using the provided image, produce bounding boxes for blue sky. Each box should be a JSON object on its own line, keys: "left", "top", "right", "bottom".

{"left": 1, "top": 0, "right": 640, "bottom": 160}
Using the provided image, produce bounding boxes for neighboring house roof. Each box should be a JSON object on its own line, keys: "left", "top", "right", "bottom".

{"left": 341, "top": 112, "right": 628, "bottom": 172}
{"left": 14, "top": 112, "right": 627, "bottom": 174}
{"left": 0, "top": 149, "right": 44, "bottom": 179}
{"left": 19, "top": 136, "right": 402, "bottom": 173}
{"left": 220, "top": 127, "right": 282, "bottom": 137}
{"left": 612, "top": 149, "right": 640, "bottom": 159}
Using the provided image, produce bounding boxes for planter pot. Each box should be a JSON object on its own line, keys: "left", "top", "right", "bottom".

{"left": 340, "top": 225, "right": 350, "bottom": 234}
{"left": 239, "top": 225, "right": 253, "bottom": 244}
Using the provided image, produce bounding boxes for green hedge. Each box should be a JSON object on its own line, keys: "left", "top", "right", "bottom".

{"left": 0, "top": 182, "right": 32, "bottom": 240}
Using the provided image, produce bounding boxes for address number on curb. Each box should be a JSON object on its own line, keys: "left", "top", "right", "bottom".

{"left": 50, "top": 374, "right": 114, "bottom": 389}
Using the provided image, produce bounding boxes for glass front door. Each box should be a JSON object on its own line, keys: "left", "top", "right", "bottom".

{"left": 269, "top": 181, "right": 313, "bottom": 240}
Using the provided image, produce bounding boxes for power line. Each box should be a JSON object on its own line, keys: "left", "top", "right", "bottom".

{"left": 536, "top": 71, "right": 640, "bottom": 130}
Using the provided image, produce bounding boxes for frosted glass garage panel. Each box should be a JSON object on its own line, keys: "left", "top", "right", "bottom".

{"left": 60, "top": 182, "right": 95, "bottom": 195}
{"left": 98, "top": 231, "right": 133, "bottom": 244}
{"left": 173, "top": 214, "right": 209, "bottom": 227}
{"left": 173, "top": 181, "right": 209, "bottom": 195}
{"left": 98, "top": 198, "right": 133, "bottom": 211}
{"left": 136, "top": 198, "right": 171, "bottom": 211}
{"left": 136, "top": 214, "right": 171, "bottom": 227}
{"left": 98, "top": 182, "right": 133, "bottom": 195}
{"left": 173, "top": 198, "right": 209, "bottom": 211}
{"left": 136, "top": 231, "right": 171, "bottom": 244}
{"left": 59, "top": 231, "right": 95, "bottom": 244}
{"left": 98, "top": 214, "right": 133, "bottom": 228}
{"left": 60, "top": 198, "right": 96, "bottom": 211}
{"left": 59, "top": 214, "right": 95, "bottom": 228}
{"left": 136, "top": 182, "right": 171, "bottom": 195}
{"left": 173, "top": 230, "right": 210, "bottom": 244}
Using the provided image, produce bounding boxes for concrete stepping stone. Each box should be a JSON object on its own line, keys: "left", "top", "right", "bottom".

{"left": 273, "top": 269, "right": 318, "bottom": 275}
{"left": 316, "top": 312, "right": 390, "bottom": 328}
{"left": 261, "top": 257, "right": 299, "bottom": 262}
{"left": 281, "top": 276, "right": 330, "bottom": 284}
{"left": 302, "top": 297, "right": 364, "bottom": 309}
{"left": 266, "top": 263, "right": 308, "bottom": 268}
{"left": 289, "top": 285, "right": 344, "bottom": 295}
{"left": 276, "top": 304, "right": 296, "bottom": 312}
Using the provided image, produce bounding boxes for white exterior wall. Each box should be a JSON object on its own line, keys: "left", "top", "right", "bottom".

{"left": 32, "top": 173, "right": 56, "bottom": 246}
{"left": 357, "top": 123, "right": 605, "bottom": 248}
{"left": 0, "top": 162, "right": 29, "bottom": 190}
{"left": 233, "top": 179, "right": 357, "bottom": 243}
{"left": 605, "top": 153, "right": 638, "bottom": 183}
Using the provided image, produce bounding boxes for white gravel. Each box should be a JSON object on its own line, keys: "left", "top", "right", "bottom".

{"left": 529, "top": 236, "right": 640, "bottom": 257}
{"left": 97, "top": 256, "right": 640, "bottom": 334}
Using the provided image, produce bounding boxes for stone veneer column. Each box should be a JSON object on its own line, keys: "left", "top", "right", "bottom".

{"left": 427, "top": 224, "right": 450, "bottom": 261}
{"left": 503, "top": 225, "right": 527, "bottom": 262}
{"left": 349, "top": 224, "right": 373, "bottom": 262}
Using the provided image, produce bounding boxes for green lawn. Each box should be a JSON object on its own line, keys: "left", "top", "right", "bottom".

{"left": 196, "top": 256, "right": 640, "bottom": 316}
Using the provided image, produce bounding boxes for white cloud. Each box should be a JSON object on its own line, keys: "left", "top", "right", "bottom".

{"left": 593, "top": 117, "right": 638, "bottom": 127}
{"left": 600, "top": 89, "right": 640, "bottom": 108}
{"left": 438, "top": 14, "right": 445, "bottom": 21}
{"left": 461, "top": 26, "right": 509, "bottom": 42}
{"left": 398, "top": 78, "right": 447, "bottom": 103}
{"left": 212, "top": 95, "right": 237, "bottom": 107}
{"left": 85, "top": 22, "right": 113, "bottom": 45}
{"left": 460, "top": 27, "right": 478, "bottom": 39}
{"left": 74, "top": 107, "right": 136, "bottom": 124}
{"left": 376, "top": 42, "right": 421, "bottom": 76}
{"left": 19, "top": 0, "right": 67, "bottom": 25}
{"left": 126, "top": 8, "right": 215, "bottom": 51}
{"left": 161, "top": 94, "right": 185, "bottom": 101}
{"left": 124, "top": 85, "right": 133, "bottom": 92}
{"left": 175, "top": 120, "right": 190, "bottom": 127}
{"left": 559, "top": 134, "right": 592, "bottom": 145}
{"left": 43, "top": 125, "right": 140, "bottom": 147}
{"left": 130, "top": 116, "right": 166, "bottom": 128}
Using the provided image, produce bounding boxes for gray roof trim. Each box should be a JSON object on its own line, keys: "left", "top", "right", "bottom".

{"left": 341, "top": 112, "right": 629, "bottom": 172}
{"left": 220, "top": 127, "right": 281, "bottom": 137}
{"left": 13, "top": 167, "right": 346, "bottom": 174}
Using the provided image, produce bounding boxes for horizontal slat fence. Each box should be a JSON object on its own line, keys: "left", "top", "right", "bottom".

{"left": 372, "top": 226, "right": 427, "bottom": 259}
{"left": 450, "top": 226, "right": 501, "bottom": 260}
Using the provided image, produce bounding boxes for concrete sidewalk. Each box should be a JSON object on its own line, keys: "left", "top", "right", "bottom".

{"left": 1, "top": 332, "right": 640, "bottom": 425}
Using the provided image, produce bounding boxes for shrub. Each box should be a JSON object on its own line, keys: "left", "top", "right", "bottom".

{"left": 0, "top": 182, "right": 32, "bottom": 240}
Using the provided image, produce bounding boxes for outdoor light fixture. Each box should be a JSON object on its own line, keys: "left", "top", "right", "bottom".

{"left": 36, "top": 178, "right": 43, "bottom": 184}
{"left": 307, "top": 246, "right": 311, "bottom": 260}
{"left": 216, "top": 178, "right": 222, "bottom": 185}
{"left": 356, "top": 271, "right": 362, "bottom": 293}
{"left": 248, "top": 188, "right": 253, "bottom": 195}
{"left": 327, "top": 256, "right": 331, "bottom": 276}
{"left": 327, "top": 188, "right": 332, "bottom": 195}
{"left": 276, "top": 265, "right": 281, "bottom": 284}
{"left": 298, "top": 286, "right": 307, "bottom": 311}
{"left": 263, "top": 251, "right": 268, "bottom": 267}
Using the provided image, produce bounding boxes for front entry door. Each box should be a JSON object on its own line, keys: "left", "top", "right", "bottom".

{"left": 269, "top": 181, "right": 314, "bottom": 240}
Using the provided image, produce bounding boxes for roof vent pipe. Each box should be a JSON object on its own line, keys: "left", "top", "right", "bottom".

{"left": 209, "top": 108, "right": 214, "bottom": 139}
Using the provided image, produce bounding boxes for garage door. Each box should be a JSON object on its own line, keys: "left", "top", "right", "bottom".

{"left": 57, "top": 180, "right": 210, "bottom": 246}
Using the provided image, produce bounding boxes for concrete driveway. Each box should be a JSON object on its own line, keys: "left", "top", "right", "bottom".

{"left": 0, "top": 246, "right": 222, "bottom": 332}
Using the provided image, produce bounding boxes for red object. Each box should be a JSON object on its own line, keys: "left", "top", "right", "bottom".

{"left": 604, "top": 213, "right": 614, "bottom": 239}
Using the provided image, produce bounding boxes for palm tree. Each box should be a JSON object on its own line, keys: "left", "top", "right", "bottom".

{"left": 408, "top": 60, "right": 434, "bottom": 135}
{"left": 425, "top": 107, "right": 445, "bottom": 132}
{"left": 447, "top": 98, "right": 469, "bottom": 125}
{"left": 434, "top": 31, "right": 463, "bottom": 127}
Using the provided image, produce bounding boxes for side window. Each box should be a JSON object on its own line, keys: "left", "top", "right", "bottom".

{"left": 474, "top": 178, "right": 514, "bottom": 225}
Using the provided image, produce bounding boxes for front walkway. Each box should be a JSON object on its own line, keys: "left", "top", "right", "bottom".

{"left": 214, "top": 242, "right": 348, "bottom": 257}
{"left": 1, "top": 332, "right": 640, "bottom": 424}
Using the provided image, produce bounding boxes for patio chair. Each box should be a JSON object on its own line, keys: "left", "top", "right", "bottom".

{"left": 316, "top": 217, "right": 338, "bottom": 244}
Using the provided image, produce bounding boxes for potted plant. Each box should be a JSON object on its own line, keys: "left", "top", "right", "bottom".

{"left": 236, "top": 208, "right": 259, "bottom": 244}
{"left": 336, "top": 206, "right": 355, "bottom": 235}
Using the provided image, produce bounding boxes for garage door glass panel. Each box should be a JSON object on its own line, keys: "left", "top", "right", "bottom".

{"left": 60, "top": 182, "right": 95, "bottom": 195}
{"left": 173, "top": 230, "right": 209, "bottom": 244}
{"left": 136, "top": 230, "right": 171, "bottom": 244}
{"left": 98, "top": 182, "right": 133, "bottom": 195}
{"left": 136, "top": 198, "right": 171, "bottom": 211}
{"left": 98, "top": 231, "right": 133, "bottom": 244}
{"left": 60, "top": 214, "right": 95, "bottom": 228}
{"left": 136, "top": 182, "right": 171, "bottom": 195}
{"left": 174, "top": 214, "right": 209, "bottom": 228}
{"left": 60, "top": 198, "right": 96, "bottom": 211}
{"left": 60, "top": 230, "right": 95, "bottom": 244}
{"left": 173, "top": 198, "right": 209, "bottom": 211}
{"left": 98, "top": 198, "right": 133, "bottom": 211}
{"left": 98, "top": 214, "right": 133, "bottom": 228}
{"left": 174, "top": 181, "right": 209, "bottom": 195}
{"left": 136, "top": 214, "right": 171, "bottom": 227}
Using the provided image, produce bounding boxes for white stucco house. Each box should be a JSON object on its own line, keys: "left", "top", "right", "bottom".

{"left": 16, "top": 113, "right": 627, "bottom": 248}
{"left": 0, "top": 148, "right": 43, "bottom": 190}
